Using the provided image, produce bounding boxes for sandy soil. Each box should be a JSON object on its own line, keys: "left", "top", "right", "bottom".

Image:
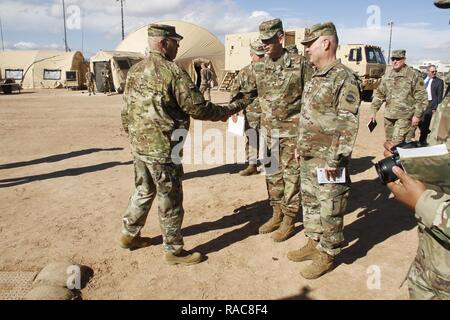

{"left": 0, "top": 88, "right": 419, "bottom": 300}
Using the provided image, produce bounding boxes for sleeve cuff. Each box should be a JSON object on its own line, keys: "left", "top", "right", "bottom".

{"left": 326, "top": 159, "right": 340, "bottom": 168}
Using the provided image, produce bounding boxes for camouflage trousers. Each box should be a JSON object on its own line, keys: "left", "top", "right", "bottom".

{"left": 245, "top": 112, "right": 260, "bottom": 165}
{"left": 102, "top": 77, "right": 111, "bottom": 93}
{"left": 121, "top": 158, "right": 184, "bottom": 254}
{"left": 265, "top": 136, "right": 301, "bottom": 217}
{"left": 87, "top": 81, "right": 95, "bottom": 94}
{"left": 408, "top": 259, "right": 450, "bottom": 300}
{"left": 200, "top": 84, "right": 211, "bottom": 101}
{"left": 299, "top": 157, "right": 350, "bottom": 256}
{"left": 384, "top": 117, "right": 416, "bottom": 144}
{"left": 407, "top": 232, "right": 450, "bottom": 300}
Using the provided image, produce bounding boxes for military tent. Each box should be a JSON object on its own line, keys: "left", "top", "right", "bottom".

{"left": 116, "top": 20, "right": 225, "bottom": 88}
{"left": 0, "top": 51, "right": 86, "bottom": 89}
{"left": 89, "top": 51, "right": 145, "bottom": 93}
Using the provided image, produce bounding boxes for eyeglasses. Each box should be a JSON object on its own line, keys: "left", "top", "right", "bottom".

{"left": 391, "top": 57, "right": 403, "bottom": 61}
{"left": 430, "top": 71, "right": 437, "bottom": 74}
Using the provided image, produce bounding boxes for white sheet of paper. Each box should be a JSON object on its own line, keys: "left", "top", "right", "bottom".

{"left": 227, "top": 115, "right": 245, "bottom": 136}
{"left": 397, "top": 144, "right": 448, "bottom": 159}
{"left": 316, "top": 168, "right": 346, "bottom": 184}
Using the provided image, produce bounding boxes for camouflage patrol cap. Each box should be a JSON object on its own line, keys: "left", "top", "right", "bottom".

{"left": 286, "top": 44, "right": 299, "bottom": 54}
{"left": 391, "top": 49, "right": 406, "bottom": 59}
{"left": 434, "top": 0, "right": 450, "bottom": 8}
{"left": 301, "top": 21, "right": 337, "bottom": 45}
{"left": 148, "top": 23, "right": 183, "bottom": 40}
{"left": 259, "top": 18, "right": 283, "bottom": 40}
{"left": 250, "top": 38, "right": 265, "bottom": 55}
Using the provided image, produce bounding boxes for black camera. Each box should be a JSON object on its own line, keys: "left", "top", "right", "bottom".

{"left": 375, "top": 141, "right": 419, "bottom": 184}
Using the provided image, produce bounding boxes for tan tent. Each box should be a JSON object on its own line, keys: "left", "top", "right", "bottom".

{"left": 0, "top": 51, "right": 86, "bottom": 89}
{"left": 90, "top": 51, "right": 144, "bottom": 93}
{"left": 116, "top": 20, "right": 225, "bottom": 87}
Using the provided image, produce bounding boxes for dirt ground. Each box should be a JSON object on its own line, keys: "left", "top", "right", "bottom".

{"left": 0, "top": 88, "right": 419, "bottom": 300}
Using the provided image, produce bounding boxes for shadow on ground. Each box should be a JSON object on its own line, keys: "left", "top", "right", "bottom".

{"left": 0, "top": 161, "right": 132, "bottom": 188}
{"left": 150, "top": 200, "right": 303, "bottom": 255}
{"left": 183, "top": 163, "right": 247, "bottom": 180}
{"left": 337, "top": 177, "right": 416, "bottom": 266}
{"left": 0, "top": 148, "right": 123, "bottom": 170}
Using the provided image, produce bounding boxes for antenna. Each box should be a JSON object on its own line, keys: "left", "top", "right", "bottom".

{"left": 387, "top": 21, "right": 394, "bottom": 62}
{"left": 117, "top": 0, "right": 125, "bottom": 40}
{"left": 81, "top": 9, "right": 84, "bottom": 54}
{"left": 0, "top": 15, "right": 5, "bottom": 51}
{"left": 62, "top": 0, "right": 69, "bottom": 52}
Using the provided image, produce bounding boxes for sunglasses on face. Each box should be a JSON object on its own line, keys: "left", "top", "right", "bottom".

{"left": 391, "top": 57, "right": 403, "bottom": 61}
{"left": 430, "top": 71, "right": 437, "bottom": 74}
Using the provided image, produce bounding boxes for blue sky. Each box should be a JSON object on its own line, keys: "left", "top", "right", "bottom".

{"left": 0, "top": 0, "right": 449, "bottom": 63}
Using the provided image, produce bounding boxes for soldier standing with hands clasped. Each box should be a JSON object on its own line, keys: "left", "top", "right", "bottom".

{"left": 288, "top": 22, "right": 361, "bottom": 279}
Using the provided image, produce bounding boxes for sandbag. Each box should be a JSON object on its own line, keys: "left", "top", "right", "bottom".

{"left": 24, "top": 285, "right": 76, "bottom": 300}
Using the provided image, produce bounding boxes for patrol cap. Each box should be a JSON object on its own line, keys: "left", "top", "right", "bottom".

{"left": 391, "top": 49, "right": 406, "bottom": 59}
{"left": 301, "top": 21, "right": 337, "bottom": 45}
{"left": 259, "top": 18, "right": 283, "bottom": 40}
{"left": 286, "top": 44, "right": 299, "bottom": 54}
{"left": 250, "top": 38, "right": 265, "bottom": 55}
{"left": 434, "top": 0, "right": 450, "bottom": 9}
{"left": 148, "top": 23, "right": 183, "bottom": 41}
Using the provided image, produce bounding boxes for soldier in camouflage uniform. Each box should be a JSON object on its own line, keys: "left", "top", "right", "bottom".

{"left": 286, "top": 44, "right": 299, "bottom": 55}
{"left": 85, "top": 69, "right": 95, "bottom": 96}
{"left": 230, "top": 38, "right": 265, "bottom": 176}
{"left": 384, "top": 0, "right": 450, "bottom": 300}
{"left": 388, "top": 96, "right": 450, "bottom": 299}
{"left": 120, "top": 24, "right": 249, "bottom": 265}
{"left": 370, "top": 50, "right": 428, "bottom": 150}
{"left": 199, "top": 63, "right": 213, "bottom": 101}
{"left": 101, "top": 62, "right": 112, "bottom": 95}
{"left": 233, "top": 19, "right": 312, "bottom": 242}
{"left": 287, "top": 22, "right": 361, "bottom": 279}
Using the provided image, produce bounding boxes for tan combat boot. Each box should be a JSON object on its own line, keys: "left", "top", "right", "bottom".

{"left": 258, "top": 205, "right": 283, "bottom": 234}
{"left": 287, "top": 238, "right": 319, "bottom": 262}
{"left": 239, "top": 164, "right": 258, "bottom": 176}
{"left": 165, "top": 250, "right": 203, "bottom": 266}
{"left": 119, "top": 234, "right": 152, "bottom": 250}
{"left": 299, "top": 251, "right": 334, "bottom": 280}
{"left": 271, "top": 215, "right": 296, "bottom": 242}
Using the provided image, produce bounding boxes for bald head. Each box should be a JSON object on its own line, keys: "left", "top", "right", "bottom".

{"left": 304, "top": 35, "right": 339, "bottom": 68}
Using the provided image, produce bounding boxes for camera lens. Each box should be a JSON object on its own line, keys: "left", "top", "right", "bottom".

{"left": 375, "top": 157, "right": 399, "bottom": 184}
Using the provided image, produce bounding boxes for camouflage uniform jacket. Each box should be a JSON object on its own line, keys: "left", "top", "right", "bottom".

{"left": 121, "top": 50, "right": 245, "bottom": 163}
{"left": 298, "top": 59, "right": 361, "bottom": 168}
{"left": 85, "top": 71, "right": 94, "bottom": 84}
{"left": 371, "top": 65, "right": 428, "bottom": 119}
{"left": 230, "top": 63, "right": 260, "bottom": 116}
{"left": 414, "top": 97, "right": 450, "bottom": 290}
{"left": 244, "top": 50, "right": 312, "bottom": 138}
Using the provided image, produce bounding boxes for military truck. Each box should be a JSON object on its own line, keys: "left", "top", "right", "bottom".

{"left": 223, "top": 29, "right": 386, "bottom": 101}
{"left": 0, "top": 77, "right": 21, "bottom": 94}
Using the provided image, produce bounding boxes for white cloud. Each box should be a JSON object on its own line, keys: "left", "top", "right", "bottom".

{"left": 4, "top": 41, "right": 64, "bottom": 51}
{"left": 0, "top": 0, "right": 448, "bottom": 63}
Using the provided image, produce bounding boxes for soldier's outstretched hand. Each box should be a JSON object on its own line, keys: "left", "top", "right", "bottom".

{"left": 387, "top": 166, "right": 426, "bottom": 210}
